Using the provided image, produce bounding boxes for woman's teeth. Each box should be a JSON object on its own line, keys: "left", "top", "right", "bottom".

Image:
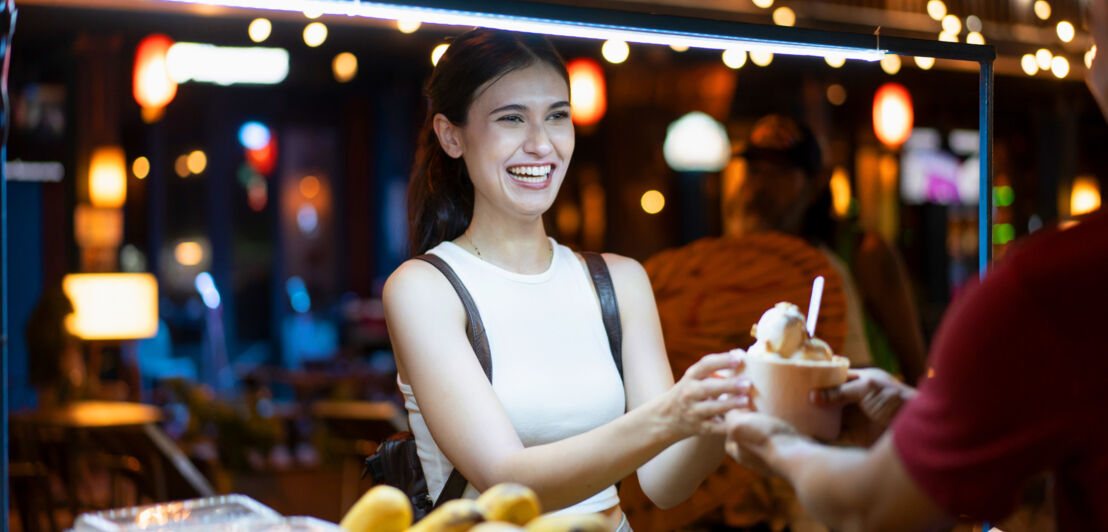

{"left": 508, "top": 165, "right": 551, "bottom": 182}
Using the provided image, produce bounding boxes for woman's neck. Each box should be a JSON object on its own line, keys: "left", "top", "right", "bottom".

{"left": 459, "top": 210, "right": 553, "bottom": 274}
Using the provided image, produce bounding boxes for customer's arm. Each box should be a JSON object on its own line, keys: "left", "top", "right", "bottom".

{"left": 725, "top": 413, "right": 949, "bottom": 532}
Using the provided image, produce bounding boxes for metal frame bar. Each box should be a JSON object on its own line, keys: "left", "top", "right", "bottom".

{"left": 1, "top": 1, "right": 997, "bottom": 523}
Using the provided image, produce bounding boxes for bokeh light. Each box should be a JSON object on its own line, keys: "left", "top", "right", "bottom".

{"left": 248, "top": 18, "right": 271, "bottom": 43}
{"left": 1021, "top": 53, "right": 1039, "bottom": 75}
{"left": 303, "top": 22, "right": 327, "bottom": 47}
{"left": 826, "top": 84, "right": 846, "bottom": 106}
{"left": 880, "top": 54, "right": 902, "bottom": 75}
{"left": 641, "top": 190, "right": 665, "bottom": 214}
{"left": 825, "top": 54, "right": 845, "bottom": 68}
{"left": 873, "top": 83, "right": 914, "bottom": 148}
{"left": 1036, "top": 48, "right": 1053, "bottom": 70}
{"left": 752, "top": 0, "right": 773, "bottom": 8}
{"left": 772, "top": 7, "right": 795, "bottom": 26}
{"left": 966, "top": 32, "right": 985, "bottom": 45}
{"left": 567, "top": 58, "right": 607, "bottom": 126}
{"left": 300, "top": 175, "right": 321, "bottom": 199}
{"left": 132, "top": 156, "right": 150, "bottom": 180}
{"left": 941, "top": 14, "right": 961, "bottom": 35}
{"left": 722, "top": 49, "right": 747, "bottom": 69}
{"left": 187, "top": 150, "right": 207, "bottom": 174}
{"left": 926, "top": 0, "right": 946, "bottom": 21}
{"left": 1056, "top": 21, "right": 1074, "bottom": 43}
{"left": 332, "top": 52, "right": 357, "bottom": 82}
{"left": 1071, "top": 176, "right": 1101, "bottom": 216}
{"left": 431, "top": 44, "right": 449, "bottom": 66}
{"left": 396, "top": 19, "right": 421, "bottom": 34}
{"left": 915, "top": 56, "right": 935, "bottom": 70}
{"left": 750, "top": 50, "right": 773, "bottom": 66}
{"left": 1034, "top": 0, "right": 1051, "bottom": 21}
{"left": 602, "top": 40, "right": 630, "bottom": 64}
{"left": 1051, "top": 55, "right": 1069, "bottom": 78}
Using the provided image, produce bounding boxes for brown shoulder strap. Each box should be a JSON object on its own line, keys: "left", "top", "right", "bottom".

{"left": 415, "top": 254, "right": 492, "bottom": 382}
{"left": 580, "top": 252, "right": 624, "bottom": 380}
{"left": 413, "top": 253, "right": 489, "bottom": 506}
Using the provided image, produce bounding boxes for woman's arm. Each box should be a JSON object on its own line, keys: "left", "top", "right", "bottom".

{"left": 603, "top": 254, "right": 740, "bottom": 509}
{"left": 383, "top": 259, "right": 746, "bottom": 512}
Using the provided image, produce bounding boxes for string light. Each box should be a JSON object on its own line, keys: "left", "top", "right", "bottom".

{"left": 752, "top": 0, "right": 774, "bottom": 8}
{"left": 880, "top": 54, "right": 902, "bottom": 75}
{"left": 772, "top": 7, "right": 795, "bottom": 27}
{"left": 431, "top": 43, "right": 449, "bottom": 66}
{"left": 601, "top": 40, "right": 630, "bottom": 64}
{"left": 915, "top": 56, "right": 935, "bottom": 70}
{"left": 1034, "top": 0, "right": 1051, "bottom": 21}
{"left": 966, "top": 32, "right": 985, "bottom": 45}
{"left": 1051, "top": 55, "right": 1069, "bottom": 78}
{"left": 825, "top": 54, "right": 845, "bottom": 68}
{"left": 303, "top": 22, "right": 327, "bottom": 47}
{"left": 1021, "top": 53, "right": 1039, "bottom": 75}
{"left": 396, "top": 18, "right": 421, "bottom": 33}
{"left": 248, "top": 18, "right": 271, "bottom": 43}
{"left": 1056, "top": 21, "right": 1075, "bottom": 43}
{"left": 1036, "top": 48, "right": 1053, "bottom": 70}
{"left": 941, "top": 14, "right": 961, "bottom": 35}
{"left": 926, "top": 0, "right": 946, "bottom": 21}
{"left": 750, "top": 50, "right": 773, "bottom": 66}
{"left": 722, "top": 49, "right": 747, "bottom": 69}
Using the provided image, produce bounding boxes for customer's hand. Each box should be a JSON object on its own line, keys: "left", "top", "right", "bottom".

{"left": 659, "top": 351, "right": 752, "bottom": 438}
{"left": 810, "top": 368, "right": 916, "bottom": 428}
{"left": 723, "top": 410, "right": 799, "bottom": 475}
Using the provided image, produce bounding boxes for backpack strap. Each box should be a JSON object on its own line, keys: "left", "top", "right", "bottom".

{"left": 580, "top": 252, "right": 623, "bottom": 380}
{"left": 414, "top": 254, "right": 490, "bottom": 506}
{"left": 415, "top": 254, "right": 492, "bottom": 382}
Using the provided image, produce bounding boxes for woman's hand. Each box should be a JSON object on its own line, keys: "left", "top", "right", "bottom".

{"left": 810, "top": 368, "right": 916, "bottom": 429}
{"left": 655, "top": 351, "right": 752, "bottom": 440}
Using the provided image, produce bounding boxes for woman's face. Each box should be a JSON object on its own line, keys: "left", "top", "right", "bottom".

{"left": 444, "top": 62, "right": 574, "bottom": 220}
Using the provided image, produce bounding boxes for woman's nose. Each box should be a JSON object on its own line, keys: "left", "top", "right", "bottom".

{"left": 523, "top": 124, "right": 553, "bottom": 157}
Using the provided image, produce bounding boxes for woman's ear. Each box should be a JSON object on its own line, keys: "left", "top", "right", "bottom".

{"left": 433, "top": 113, "right": 464, "bottom": 159}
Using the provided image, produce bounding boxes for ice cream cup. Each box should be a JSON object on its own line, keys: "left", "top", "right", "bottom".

{"left": 739, "top": 353, "right": 850, "bottom": 440}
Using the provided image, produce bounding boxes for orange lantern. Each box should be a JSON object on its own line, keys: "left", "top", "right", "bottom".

{"left": 567, "top": 58, "right": 607, "bottom": 126}
{"left": 133, "top": 35, "right": 177, "bottom": 113}
{"left": 872, "top": 83, "right": 914, "bottom": 148}
{"left": 89, "top": 146, "right": 127, "bottom": 208}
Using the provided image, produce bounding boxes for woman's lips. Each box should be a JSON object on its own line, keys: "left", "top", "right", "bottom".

{"left": 506, "top": 164, "right": 554, "bottom": 189}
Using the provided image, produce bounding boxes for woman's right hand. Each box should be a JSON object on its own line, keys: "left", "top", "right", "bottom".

{"left": 656, "top": 351, "right": 752, "bottom": 439}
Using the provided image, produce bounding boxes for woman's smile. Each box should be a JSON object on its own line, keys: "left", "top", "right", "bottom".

{"left": 506, "top": 163, "right": 555, "bottom": 189}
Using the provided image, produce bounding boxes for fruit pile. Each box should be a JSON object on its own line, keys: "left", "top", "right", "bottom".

{"left": 340, "top": 483, "right": 607, "bottom": 532}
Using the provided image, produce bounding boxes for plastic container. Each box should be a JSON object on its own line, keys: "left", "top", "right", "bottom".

{"left": 73, "top": 494, "right": 283, "bottom": 531}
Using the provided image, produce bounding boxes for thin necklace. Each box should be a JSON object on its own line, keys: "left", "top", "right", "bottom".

{"left": 464, "top": 232, "right": 553, "bottom": 266}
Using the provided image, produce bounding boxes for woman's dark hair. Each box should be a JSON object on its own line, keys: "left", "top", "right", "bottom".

{"left": 408, "top": 28, "right": 569, "bottom": 255}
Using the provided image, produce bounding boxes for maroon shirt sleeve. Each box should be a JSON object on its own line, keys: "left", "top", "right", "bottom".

{"left": 891, "top": 227, "right": 1099, "bottom": 521}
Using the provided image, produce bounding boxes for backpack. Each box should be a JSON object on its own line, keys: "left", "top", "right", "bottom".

{"left": 363, "top": 251, "right": 624, "bottom": 520}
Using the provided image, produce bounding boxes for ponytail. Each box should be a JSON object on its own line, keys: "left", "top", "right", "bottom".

{"left": 407, "top": 116, "right": 474, "bottom": 255}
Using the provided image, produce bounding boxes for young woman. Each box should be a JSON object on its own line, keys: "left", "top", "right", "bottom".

{"left": 383, "top": 29, "right": 749, "bottom": 531}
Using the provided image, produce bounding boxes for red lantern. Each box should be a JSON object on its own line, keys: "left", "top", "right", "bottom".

{"left": 246, "top": 134, "right": 278, "bottom": 176}
{"left": 567, "top": 58, "right": 607, "bottom": 126}
{"left": 872, "top": 83, "right": 913, "bottom": 148}
{"left": 134, "top": 35, "right": 177, "bottom": 111}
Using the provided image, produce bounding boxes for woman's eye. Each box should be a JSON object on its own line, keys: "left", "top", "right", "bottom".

{"left": 498, "top": 115, "right": 524, "bottom": 123}
{"left": 548, "top": 111, "right": 570, "bottom": 121}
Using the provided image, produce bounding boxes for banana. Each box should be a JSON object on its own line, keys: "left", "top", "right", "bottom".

{"left": 523, "top": 513, "right": 607, "bottom": 532}
{"left": 408, "top": 499, "right": 486, "bottom": 532}
{"left": 339, "top": 485, "right": 413, "bottom": 532}
{"left": 468, "top": 522, "right": 527, "bottom": 532}
{"left": 475, "top": 483, "right": 542, "bottom": 526}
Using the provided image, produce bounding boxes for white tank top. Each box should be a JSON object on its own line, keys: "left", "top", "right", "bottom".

{"left": 397, "top": 238, "right": 625, "bottom": 514}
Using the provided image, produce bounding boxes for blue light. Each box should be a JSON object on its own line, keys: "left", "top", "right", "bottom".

{"left": 286, "top": 276, "right": 311, "bottom": 313}
{"left": 194, "top": 272, "right": 222, "bottom": 309}
{"left": 297, "top": 204, "right": 319, "bottom": 235}
{"left": 239, "top": 121, "right": 271, "bottom": 150}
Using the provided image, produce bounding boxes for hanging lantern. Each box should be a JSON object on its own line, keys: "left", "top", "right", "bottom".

{"left": 873, "top": 83, "right": 914, "bottom": 148}
{"left": 567, "top": 58, "right": 607, "bottom": 126}
{"left": 246, "top": 132, "right": 278, "bottom": 176}
{"left": 133, "top": 34, "right": 177, "bottom": 118}
{"left": 89, "top": 146, "right": 127, "bottom": 208}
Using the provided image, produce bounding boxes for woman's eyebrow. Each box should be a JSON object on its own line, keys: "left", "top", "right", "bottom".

{"left": 490, "top": 103, "right": 527, "bottom": 115}
{"left": 549, "top": 101, "right": 570, "bottom": 110}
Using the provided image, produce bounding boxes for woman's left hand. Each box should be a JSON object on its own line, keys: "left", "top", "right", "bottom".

{"left": 657, "top": 351, "right": 752, "bottom": 439}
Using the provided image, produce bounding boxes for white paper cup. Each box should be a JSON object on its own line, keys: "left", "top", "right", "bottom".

{"left": 739, "top": 354, "right": 850, "bottom": 440}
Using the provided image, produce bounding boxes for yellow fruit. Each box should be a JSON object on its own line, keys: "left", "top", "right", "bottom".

{"left": 475, "top": 483, "right": 542, "bottom": 526}
{"left": 408, "top": 499, "right": 485, "bottom": 532}
{"left": 339, "top": 485, "right": 413, "bottom": 532}
{"left": 523, "top": 513, "right": 607, "bottom": 532}
{"left": 468, "top": 523, "right": 526, "bottom": 532}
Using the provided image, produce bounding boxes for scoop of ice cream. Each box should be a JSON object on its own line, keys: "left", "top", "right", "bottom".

{"left": 748, "top": 302, "right": 834, "bottom": 362}
{"left": 751, "top": 302, "right": 808, "bottom": 355}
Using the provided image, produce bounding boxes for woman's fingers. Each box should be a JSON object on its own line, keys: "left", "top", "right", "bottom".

{"left": 690, "top": 395, "right": 751, "bottom": 420}
{"left": 684, "top": 351, "right": 743, "bottom": 380}
{"left": 691, "top": 377, "right": 751, "bottom": 401}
